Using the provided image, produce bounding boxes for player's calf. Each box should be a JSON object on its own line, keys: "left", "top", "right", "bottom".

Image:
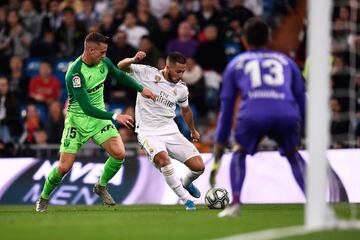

{"left": 182, "top": 156, "right": 204, "bottom": 198}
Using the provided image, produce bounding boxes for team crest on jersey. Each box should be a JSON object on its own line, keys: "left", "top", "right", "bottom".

{"left": 72, "top": 76, "right": 81, "bottom": 88}
{"left": 155, "top": 75, "right": 161, "bottom": 82}
{"left": 100, "top": 66, "right": 105, "bottom": 74}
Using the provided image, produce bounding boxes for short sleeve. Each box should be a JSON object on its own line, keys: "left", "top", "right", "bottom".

{"left": 177, "top": 84, "right": 189, "bottom": 107}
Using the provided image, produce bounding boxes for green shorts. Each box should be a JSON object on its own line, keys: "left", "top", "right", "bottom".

{"left": 60, "top": 112, "right": 119, "bottom": 154}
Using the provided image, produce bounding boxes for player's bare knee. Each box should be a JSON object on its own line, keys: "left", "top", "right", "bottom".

{"left": 111, "top": 148, "right": 126, "bottom": 160}
{"left": 57, "top": 164, "right": 71, "bottom": 175}
{"left": 153, "top": 153, "right": 171, "bottom": 168}
{"left": 155, "top": 158, "right": 171, "bottom": 168}
{"left": 192, "top": 164, "right": 205, "bottom": 172}
{"left": 197, "top": 162, "right": 205, "bottom": 172}
{"left": 192, "top": 160, "right": 205, "bottom": 172}
{"left": 186, "top": 156, "right": 205, "bottom": 172}
{"left": 106, "top": 140, "right": 126, "bottom": 159}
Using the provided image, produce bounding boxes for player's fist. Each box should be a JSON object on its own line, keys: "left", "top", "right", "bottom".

{"left": 115, "top": 114, "right": 134, "bottom": 129}
{"left": 190, "top": 129, "right": 201, "bottom": 142}
{"left": 141, "top": 87, "right": 157, "bottom": 101}
{"left": 133, "top": 51, "right": 146, "bottom": 63}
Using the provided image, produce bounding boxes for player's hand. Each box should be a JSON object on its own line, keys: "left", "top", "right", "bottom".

{"left": 190, "top": 129, "right": 201, "bottom": 142}
{"left": 115, "top": 114, "right": 134, "bottom": 129}
{"left": 141, "top": 87, "right": 157, "bottom": 101}
{"left": 210, "top": 143, "right": 225, "bottom": 187}
{"left": 133, "top": 51, "right": 146, "bottom": 63}
{"left": 214, "top": 143, "right": 225, "bottom": 158}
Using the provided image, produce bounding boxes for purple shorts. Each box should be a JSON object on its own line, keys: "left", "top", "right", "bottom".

{"left": 235, "top": 111, "right": 301, "bottom": 155}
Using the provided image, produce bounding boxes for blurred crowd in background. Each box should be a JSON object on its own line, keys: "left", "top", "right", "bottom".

{"left": 0, "top": 0, "right": 359, "bottom": 157}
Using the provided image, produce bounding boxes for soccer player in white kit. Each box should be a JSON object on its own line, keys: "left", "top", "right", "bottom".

{"left": 117, "top": 51, "right": 205, "bottom": 210}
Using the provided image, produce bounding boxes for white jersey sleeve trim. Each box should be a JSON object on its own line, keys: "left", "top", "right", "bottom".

{"left": 177, "top": 82, "right": 189, "bottom": 107}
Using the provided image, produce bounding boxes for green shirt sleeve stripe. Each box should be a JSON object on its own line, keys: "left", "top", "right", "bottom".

{"left": 74, "top": 87, "right": 114, "bottom": 120}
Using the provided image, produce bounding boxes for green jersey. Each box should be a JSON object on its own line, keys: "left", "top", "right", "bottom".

{"left": 65, "top": 56, "right": 144, "bottom": 119}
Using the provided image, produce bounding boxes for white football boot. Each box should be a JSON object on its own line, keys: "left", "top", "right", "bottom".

{"left": 218, "top": 204, "right": 240, "bottom": 218}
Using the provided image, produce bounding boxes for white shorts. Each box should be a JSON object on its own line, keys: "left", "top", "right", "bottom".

{"left": 137, "top": 133, "right": 200, "bottom": 163}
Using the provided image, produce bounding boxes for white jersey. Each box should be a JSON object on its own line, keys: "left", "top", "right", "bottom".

{"left": 129, "top": 64, "right": 189, "bottom": 136}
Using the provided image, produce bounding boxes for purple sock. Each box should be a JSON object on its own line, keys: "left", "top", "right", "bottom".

{"left": 230, "top": 151, "right": 247, "bottom": 204}
{"left": 287, "top": 151, "right": 306, "bottom": 195}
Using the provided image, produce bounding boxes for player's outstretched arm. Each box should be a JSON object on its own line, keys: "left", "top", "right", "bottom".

{"left": 215, "top": 62, "right": 237, "bottom": 145}
{"left": 103, "top": 57, "right": 156, "bottom": 101}
{"left": 74, "top": 87, "right": 114, "bottom": 120}
{"left": 181, "top": 106, "right": 200, "bottom": 142}
{"left": 290, "top": 60, "right": 306, "bottom": 128}
{"left": 76, "top": 89, "right": 140, "bottom": 126}
{"left": 210, "top": 143, "right": 225, "bottom": 187}
{"left": 117, "top": 51, "right": 146, "bottom": 72}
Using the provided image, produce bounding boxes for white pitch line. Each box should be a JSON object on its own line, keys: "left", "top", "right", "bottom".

{"left": 215, "top": 220, "right": 360, "bottom": 240}
{"left": 216, "top": 225, "right": 310, "bottom": 240}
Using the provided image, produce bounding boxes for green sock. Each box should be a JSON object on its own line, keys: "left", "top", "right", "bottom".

{"left": 99, "top": 157, "right": 124, "bottom": 186}
{"left": 41, "top": 167, "right": 63, "bottom": 199}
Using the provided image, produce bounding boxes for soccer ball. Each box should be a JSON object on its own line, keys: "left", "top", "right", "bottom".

{"left": 205, "top": 187, "right": 229, "bottom": 209}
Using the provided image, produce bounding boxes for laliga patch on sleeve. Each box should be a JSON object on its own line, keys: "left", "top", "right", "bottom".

{"left": 72, "top": 75, "right": 81, "bottom": 88}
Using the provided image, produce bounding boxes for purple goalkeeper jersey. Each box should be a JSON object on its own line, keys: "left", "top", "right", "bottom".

{"left": 215, "top": 49, "right": 306, "bottom": 147}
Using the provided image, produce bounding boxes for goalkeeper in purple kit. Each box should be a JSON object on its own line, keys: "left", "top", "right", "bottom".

{"left": 215, "top": 18, "right": 306, "bottom": 217}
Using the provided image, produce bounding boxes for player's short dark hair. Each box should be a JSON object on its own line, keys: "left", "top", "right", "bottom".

{"left": 243, "top": 18, "right": 270, "bottom": 48}
{"left": 167, "top": 52, "right": 186, "bottom": 64}
{"left": 85, "top": 32, "right": 109, "bottom": 45}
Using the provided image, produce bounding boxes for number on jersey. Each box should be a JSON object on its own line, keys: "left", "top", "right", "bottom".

{"left": 244, "top": 59, "right": 285, "bottom": 88}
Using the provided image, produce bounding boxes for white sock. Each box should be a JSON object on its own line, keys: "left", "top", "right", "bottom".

{"left": 161, "top": 164, "right": 190, "bottom": 202}
{"left": 182, "top": 169, "right": 204, "bottom": 187}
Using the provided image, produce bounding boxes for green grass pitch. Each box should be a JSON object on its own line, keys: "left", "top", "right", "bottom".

{"left": 0, "top": 204, "right": 359, "bottom": 240}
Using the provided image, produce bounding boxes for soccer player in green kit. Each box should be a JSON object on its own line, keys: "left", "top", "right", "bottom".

{"left": 35, "top": 32, "right": 156, "bottom": 212}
